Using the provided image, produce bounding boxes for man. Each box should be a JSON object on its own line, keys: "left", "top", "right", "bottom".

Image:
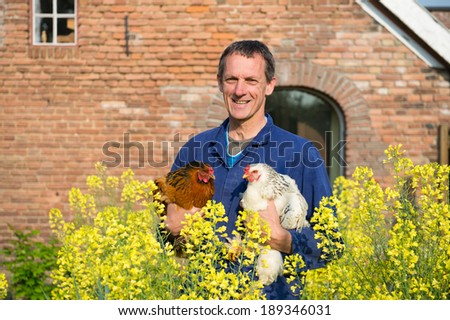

{"left": 165, "top": 40, "right": 332, "bottom": 299}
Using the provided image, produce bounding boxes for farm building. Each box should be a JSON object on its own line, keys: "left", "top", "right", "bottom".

{"left": 0, "top": 0, "right": 449, "bottom": 246}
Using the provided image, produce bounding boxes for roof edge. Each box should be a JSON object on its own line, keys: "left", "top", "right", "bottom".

{"left": 357, "top": 0, "right": 450, "bottom": 70}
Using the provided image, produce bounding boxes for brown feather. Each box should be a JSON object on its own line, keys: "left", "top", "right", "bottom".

{"left": 155, "top": 161, "right": 215, "bottom": 211}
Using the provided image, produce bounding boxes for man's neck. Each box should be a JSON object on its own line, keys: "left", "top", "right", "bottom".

{"left": 228, "top": 114, "right": 267, "bottom": 141}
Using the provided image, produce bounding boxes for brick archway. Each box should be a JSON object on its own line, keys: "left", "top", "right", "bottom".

{"left": 275, "top": 60, "right": 374, "bottom": 176}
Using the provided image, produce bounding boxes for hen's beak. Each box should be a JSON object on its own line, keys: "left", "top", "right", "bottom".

{"left": 242, "top": 173, "right": 248, "bottom": 179}
{"left": 210, "top": 173, "right": 216, "bottom": 179}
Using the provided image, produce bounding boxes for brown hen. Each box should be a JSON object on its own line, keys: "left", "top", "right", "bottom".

{"left": 155, "top": 161, "right": 215, "bottom": 211}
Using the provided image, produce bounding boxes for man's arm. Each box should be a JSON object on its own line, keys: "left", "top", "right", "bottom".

{"left": 257, "top": 200, "right": 293, "bottom": 254}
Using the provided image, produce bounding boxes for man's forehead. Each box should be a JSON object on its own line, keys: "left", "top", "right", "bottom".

{"left": 229, "top": 51, "right": 264, "bottom": 61}
{"left": 223, "top": 52, "right": 266, "bottom": 76}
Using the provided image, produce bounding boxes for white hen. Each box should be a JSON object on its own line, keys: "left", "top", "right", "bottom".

{"left": 240, "top": 163, "right": 309, "bottom": 286}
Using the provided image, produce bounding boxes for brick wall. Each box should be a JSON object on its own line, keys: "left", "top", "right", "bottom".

{"left": 1, "top": 0, "right": 449, "bottom": 246}
{"left": 432, "top": 11, "right": 450, "bottom": 29}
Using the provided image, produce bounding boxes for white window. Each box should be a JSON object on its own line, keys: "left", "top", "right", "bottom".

{"left": 33, "top": 0, "right": 76, "bottom": 45}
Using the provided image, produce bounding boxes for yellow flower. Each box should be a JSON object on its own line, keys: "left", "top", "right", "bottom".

{"left": 300, "top": 145, "right": 450, "bottom": 300}
{"left": 50, "top": 164, "right": 265, "bottom": 300}
{"left": 49, "top": 146, "right": 450, "bottom": 301}
{"left": 0, "top": 273, "right": 8, "bottom": 299}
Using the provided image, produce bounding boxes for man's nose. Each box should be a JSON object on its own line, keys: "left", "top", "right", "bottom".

{"left": 233, "top": 80, "right": 246, "bottom": 96}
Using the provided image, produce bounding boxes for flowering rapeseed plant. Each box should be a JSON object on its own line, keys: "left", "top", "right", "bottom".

{"left": 50, "top": 167, "right": 178, "bottom": 299}
{"left": 49, "top": 163, "right": 266, "bottom": 300}
{"left": 176, "top": 204, "right": 266, "bottom": 299}
{"left": 299, "top": 145, "right": 450, "bottom": 299}
{"left": 0, "top": 273, "right": 7, "bottom": 299}
{"left": 49, "top": 145, "right": 446, "bottom": 300}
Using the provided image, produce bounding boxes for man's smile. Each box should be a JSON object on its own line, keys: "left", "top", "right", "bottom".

{"left": 232, "top": 99, "right": 251, "bottom": 105}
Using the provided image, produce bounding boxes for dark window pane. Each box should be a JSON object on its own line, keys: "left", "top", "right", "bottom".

{"left": 56, "top": 18, "right": 75, "bottom": 43}
{"left": 57, "top": 0, "right": 75, "bottom": 14}
{"left": 267, "top": 89, "right": 331, "bottom": 151}
{"left": 38, "top": 0, "right": 53, "bottom": 14}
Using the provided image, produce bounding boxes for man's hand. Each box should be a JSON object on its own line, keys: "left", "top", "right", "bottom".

{"left": 164, "top": 203, "right": 201, "bottom": 236}
{"left": 257, "top": 200, "right": 293, "bottom": 254}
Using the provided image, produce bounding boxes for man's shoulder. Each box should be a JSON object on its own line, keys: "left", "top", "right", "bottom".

{"left": 270, "top": 124, "right": 312, "bottom": 146}
{"left": 267, "top": 124, "right": 324, "bottom": 167}
{"left": 186, "top": 126, "right": 222, "bottom": 144}
{"left": 196, "top": 126, "right": 222, "bottom": 139}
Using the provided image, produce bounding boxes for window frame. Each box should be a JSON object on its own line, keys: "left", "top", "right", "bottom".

{"left": 32, "top": 0, "right": 77, "bottom": 46}
{"left": 439, "top": 124, "right": 450, "bottom": 165}
{"left": 266, "top": 87, "right": 346, "bottom": 183}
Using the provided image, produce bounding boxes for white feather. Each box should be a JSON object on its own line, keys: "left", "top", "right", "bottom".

{"left": 240, "top": 163, "right": 309, "bottom": 285}
{"left": 256, "top": 249, "right": 284, "bottom": 286}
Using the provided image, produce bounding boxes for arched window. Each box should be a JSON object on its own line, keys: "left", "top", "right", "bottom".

{"left": 266, "top": 87, "right": 345, "bottom": 184}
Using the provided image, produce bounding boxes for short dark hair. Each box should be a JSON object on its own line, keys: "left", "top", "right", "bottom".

{"left": 217, "top": 40, "right": 275, "bottom": 83}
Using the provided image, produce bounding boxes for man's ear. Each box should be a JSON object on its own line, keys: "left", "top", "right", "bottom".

{"left": 265, "top": 77, "right": 277, "bottom": 96}
{"left": 217, "top": 74, "right": 224, "bottom": 92}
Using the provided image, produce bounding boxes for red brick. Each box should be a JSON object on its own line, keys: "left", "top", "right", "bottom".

{"left": 0, "top": 0, "right": 449, "bottom": 248}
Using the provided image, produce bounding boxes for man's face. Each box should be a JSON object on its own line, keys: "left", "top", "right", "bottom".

{"left": 218, "top": 53, "right": 276, "bottom": 123}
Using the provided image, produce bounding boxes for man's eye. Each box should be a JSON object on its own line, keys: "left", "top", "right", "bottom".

{"left": 225, "top": 78, "right": 237, "bottom": 84}
{"left": 246, "top": 79, "right": 258, "bottom": 85}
